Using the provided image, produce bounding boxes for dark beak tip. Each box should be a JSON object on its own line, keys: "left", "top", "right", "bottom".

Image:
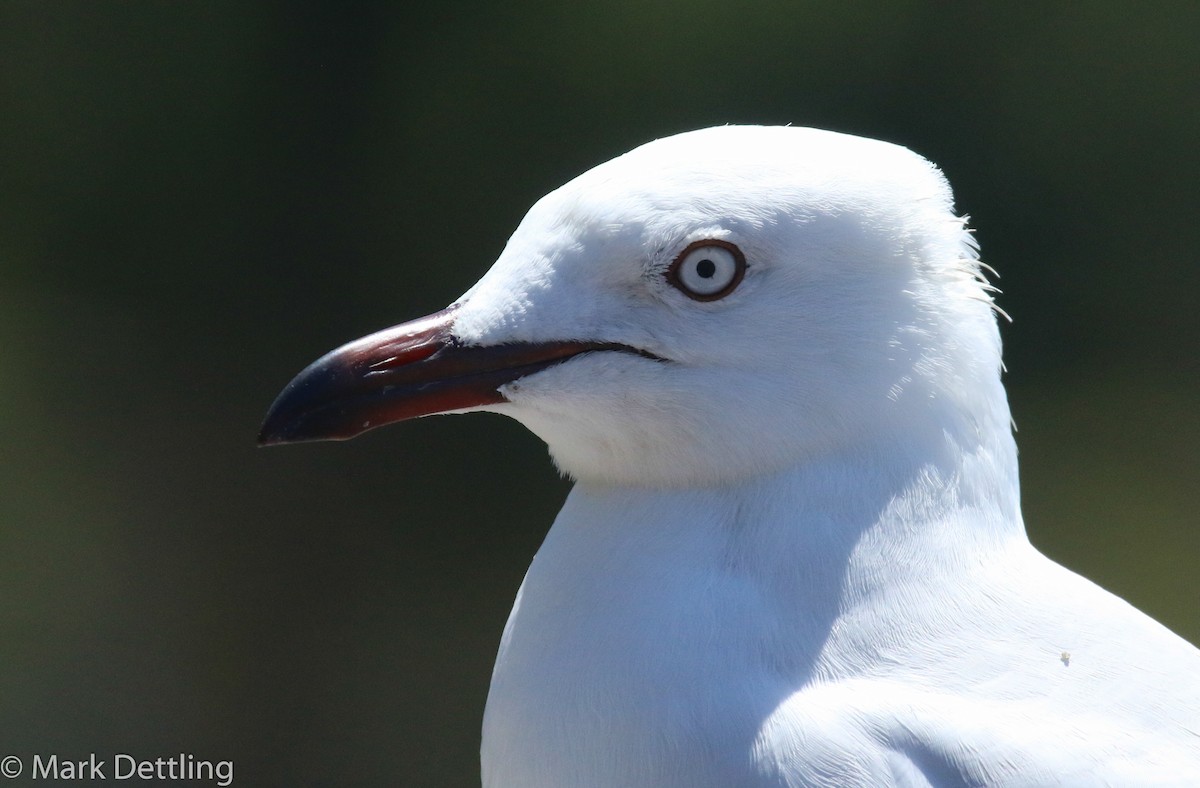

{"left": 255, "top": 395, "right": 340, "bottom": 447}
{"left": 255, "top": 386, "right": 304, "bottom": 447}
{"left": 256, "top": 414, "right": 298, "bottom": 448}
{"left": 255, "top": 419, "right": 331, "bottom": 448}
{"left": 256, "top": 347, "right": 360, "bottom": 447}
{"left": 256, "top": 428, "right": 284, "bottom": 448}
{"left": 256, "top": 385, "right": 323, "bottom": 447}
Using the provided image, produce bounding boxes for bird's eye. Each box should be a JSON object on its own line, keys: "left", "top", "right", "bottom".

{"left": 667, "top": 240, "right": 746, "bottom": 301}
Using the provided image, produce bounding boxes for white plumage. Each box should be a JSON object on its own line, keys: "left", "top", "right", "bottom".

{"left": 263, "top": 126, "right": 1200, "bottom": 786}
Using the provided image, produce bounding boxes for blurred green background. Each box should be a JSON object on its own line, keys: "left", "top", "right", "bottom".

{"left": 1, "top": 2, "right": 1196, "bottom": 785}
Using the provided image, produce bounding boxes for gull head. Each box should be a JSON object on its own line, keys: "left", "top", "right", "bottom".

{"left": 259, "top": 125, "right": 1004, "bottom": 487}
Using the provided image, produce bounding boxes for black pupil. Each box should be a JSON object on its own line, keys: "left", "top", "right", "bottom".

{"left": 696, "top": 258, "right": 717, "bottom": 279}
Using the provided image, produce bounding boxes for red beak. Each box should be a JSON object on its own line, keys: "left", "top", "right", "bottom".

{"left": 258, "top": 306, "right": 660, "bottom": 445}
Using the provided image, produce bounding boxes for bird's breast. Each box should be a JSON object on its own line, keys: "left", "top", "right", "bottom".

{"left": 480, "top": 486, "right": 808, "bottom": 787}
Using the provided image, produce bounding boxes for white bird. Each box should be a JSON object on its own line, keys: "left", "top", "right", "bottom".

{"left": 260, "top": 126, "right": 1200, "bottom": 786}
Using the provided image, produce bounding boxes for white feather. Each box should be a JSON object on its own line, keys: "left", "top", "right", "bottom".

{"left": 433, "top": 126, "right": 1199, "bottom": 786}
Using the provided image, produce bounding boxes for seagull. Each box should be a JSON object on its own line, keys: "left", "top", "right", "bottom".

{"left": 259, "top": 126, "right": 1200, "bottom": 786}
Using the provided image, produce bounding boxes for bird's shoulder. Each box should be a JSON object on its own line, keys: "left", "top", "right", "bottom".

{"left": 754, "top": 663, "right": 1200, "bottom": 787}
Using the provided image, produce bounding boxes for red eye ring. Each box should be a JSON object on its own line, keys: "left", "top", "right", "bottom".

{"left": 666, "top": 239, "right": 746, "bottom": 301}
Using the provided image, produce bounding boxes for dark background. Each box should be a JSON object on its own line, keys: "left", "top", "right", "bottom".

{"left": 1, "top": 2, "right": 1196, "bottom": 785}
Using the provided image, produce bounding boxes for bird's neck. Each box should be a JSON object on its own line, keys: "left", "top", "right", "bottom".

{"left": 528, "top": 409, "right": 1026, "bottom": 665}
{"left": 483, "top": 415, "right": 1026, "bottom": 782}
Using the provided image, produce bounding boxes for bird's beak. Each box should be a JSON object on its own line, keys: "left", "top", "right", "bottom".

{"left": 258, "top": 306, "right": 649, "bottom": 445}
